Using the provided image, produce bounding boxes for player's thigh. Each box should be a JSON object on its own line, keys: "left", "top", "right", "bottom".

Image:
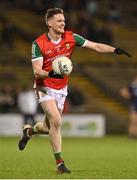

{"left": 58, "top": 109, "right": 63, "bottom": 116}
{"left": 40, "top": 100, "right": 62, "bottom": 125}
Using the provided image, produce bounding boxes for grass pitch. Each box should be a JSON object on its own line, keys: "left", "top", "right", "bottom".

{"left": 0, "top": 135, "right": 137, "bottom": 179}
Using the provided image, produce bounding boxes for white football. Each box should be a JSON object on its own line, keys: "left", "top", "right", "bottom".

{"left": 52, "top": 56, "right": 73, "bottom": 75}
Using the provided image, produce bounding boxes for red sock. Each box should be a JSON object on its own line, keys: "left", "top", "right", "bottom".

{"left": 56, "top": 158, "right": 64, "bottom": 165}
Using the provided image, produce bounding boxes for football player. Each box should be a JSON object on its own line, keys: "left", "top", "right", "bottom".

{"left": 18, "top": 8, "right": 131, "bottom": 174}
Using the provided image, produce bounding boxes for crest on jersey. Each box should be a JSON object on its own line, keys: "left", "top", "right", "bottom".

{"left": 66, "top": 43, "right": 70, "bottom": 49}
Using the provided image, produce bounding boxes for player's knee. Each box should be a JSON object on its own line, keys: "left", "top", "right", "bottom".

{"left": 50, "top": 116, "right": 62, "bottom": 129}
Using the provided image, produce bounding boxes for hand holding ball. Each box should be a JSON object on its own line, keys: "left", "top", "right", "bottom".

{"left": 52, "top": 56, "right": 73, "bottom": 76}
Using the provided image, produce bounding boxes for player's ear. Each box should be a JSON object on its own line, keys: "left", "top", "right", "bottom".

{"left": 47, "top": 19, "right": 52, "bottom": 28}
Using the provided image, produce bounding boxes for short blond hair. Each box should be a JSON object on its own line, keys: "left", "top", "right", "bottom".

{"left": 45, "top": 8, "right": 64, "bottom": 25}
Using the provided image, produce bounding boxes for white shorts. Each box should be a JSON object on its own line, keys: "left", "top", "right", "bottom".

{"left": 34, "top": 86, "right": 68, "bottom": 110}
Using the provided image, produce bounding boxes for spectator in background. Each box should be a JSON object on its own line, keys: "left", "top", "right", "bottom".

{"left": 78, "top": 11, "right": 98, "bottom": 41}
{"left": 1, "top": 20, "right": 15, "bottom": 49}
{"left": 17, "top": 85, "right": 38, "bottom": 126}
{"left": 54, "top": 0, "right": 65, "bottom": 9}
{"left": 107, "top": 1, "right": 121, "bottom": 23}
{"left": 64, "top": 0, "right": 85, "bottom": 12}
{"left": 12, "top": 85, "right": 22, "bottom": 111}
{"left": 98, "top": 23, "right": 113, "bottom": 44}
{"left": 66, "top": 10, "right": 79, "bottom": 32}
{"left": 120, "top": 76, "right": 137, "bottom": 139}
{"left": 86, "top": 0, "right": 99, "bottom": 16}
{"left": 0, "top": 85, "right": 15, "bottom": 113}
{"left": 68, "top": 86, "right": 85, "bottom": 106}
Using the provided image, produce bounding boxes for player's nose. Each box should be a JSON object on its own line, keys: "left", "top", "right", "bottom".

{"left": 61, "top": 21, "right": 65, "bottom": 26}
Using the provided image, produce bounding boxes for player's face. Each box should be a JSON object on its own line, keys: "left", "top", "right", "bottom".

{"left": 49, "top": 14, "right": 65, "bottom": 34}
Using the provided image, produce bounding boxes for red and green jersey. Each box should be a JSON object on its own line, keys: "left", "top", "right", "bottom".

{"left": 32, "top": 31, "right": 86, "bottom": 89}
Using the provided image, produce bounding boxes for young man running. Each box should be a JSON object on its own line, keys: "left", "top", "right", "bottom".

{"left": 18, "top": 8, "right": 131, "bottom": 174}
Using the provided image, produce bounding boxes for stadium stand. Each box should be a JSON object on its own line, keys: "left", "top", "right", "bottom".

{"left": 0, "top": 0, "right": 137, "bottom": 133}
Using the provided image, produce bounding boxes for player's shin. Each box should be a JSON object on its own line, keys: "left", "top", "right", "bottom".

{"left": 33, "top": 122, "right": 49, "bottom": 134}
{"left": 48, "top": 121, "right": 63, "bottom": 164}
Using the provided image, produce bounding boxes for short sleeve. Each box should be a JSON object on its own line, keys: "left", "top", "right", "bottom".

{"left": 31, "top": 41, "right": 43, "bottom": 61}
{"left": 73, "top": 33, "right": 86, "bottom": 46}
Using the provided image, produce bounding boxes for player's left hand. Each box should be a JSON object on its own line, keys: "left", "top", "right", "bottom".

{"left": 48, "top": 70, "right": 64, "bottom": 79}
{"left": 114, "top": 48, "right": 132, "bottom": 58}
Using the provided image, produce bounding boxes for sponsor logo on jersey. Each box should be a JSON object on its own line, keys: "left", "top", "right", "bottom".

{"left": 55, "top": 45, "right": 61, "bottom": 49}
{"left": 55, "top": 45, "right": 61, "bottom": 52}
{"left": 45, "top": 50, "right": 52, "bottom": 55}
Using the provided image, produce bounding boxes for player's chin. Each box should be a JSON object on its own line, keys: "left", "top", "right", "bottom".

{"left": 58, "top": 28, "right": 65, "bottom": 34}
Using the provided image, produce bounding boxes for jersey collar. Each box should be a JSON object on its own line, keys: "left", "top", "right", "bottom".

{"left": 45, "top": 33, "right": 62, "bottom": 44}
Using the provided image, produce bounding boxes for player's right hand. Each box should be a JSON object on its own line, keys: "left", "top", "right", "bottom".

{"left": 48, "top": 70, "right": 64, "bottom": 79}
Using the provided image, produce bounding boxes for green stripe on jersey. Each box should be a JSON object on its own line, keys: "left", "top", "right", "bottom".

{"left": 32, "top": 42, "right": 42, "bottom": 59}
{"left": 73, "top": 33, "right": 86, "bottom": 46}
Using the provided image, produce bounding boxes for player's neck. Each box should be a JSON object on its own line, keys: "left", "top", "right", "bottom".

{"left": 48, "top": 31, "right": 62, "bottom": 42}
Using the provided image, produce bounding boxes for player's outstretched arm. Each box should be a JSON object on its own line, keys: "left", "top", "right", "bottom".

{"left": 84, "top": 40, "right": 132, "bottom": 57}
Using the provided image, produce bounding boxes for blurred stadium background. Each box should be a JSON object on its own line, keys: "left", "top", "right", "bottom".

{"left": 0, "top": 0, "right": 137, "bottom": 133}
{"left": 0, "top": 0, "right": 137, "bottom": 178}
